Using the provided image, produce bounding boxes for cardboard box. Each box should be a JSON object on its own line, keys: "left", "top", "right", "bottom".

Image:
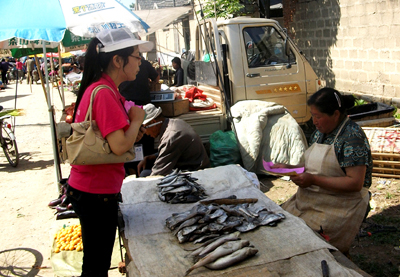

{"left": 154, "top": 99, "right": 189, "bottom": 117}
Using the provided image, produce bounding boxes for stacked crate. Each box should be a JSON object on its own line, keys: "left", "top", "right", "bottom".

{"left": 363, "top": 127, "right": 400, "bottom": 178}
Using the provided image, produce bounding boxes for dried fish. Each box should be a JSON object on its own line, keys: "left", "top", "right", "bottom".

{"left": 215, "top": 211, "right": 228, "bottom": 224}
{"left": 235, "top": 220, "right": 258, "bottom": 233}
{"left": 193, "top": 234, "right": 220, "bottom": 244}
{"left": 157, "top": 170, "right": 207, "bottom": 204}
{"left": 173, "top": 216, "right": 202, "bottom": 236}
{"left": 257, "top": 212, "right": 283, "bottom": 226}
{"left": 198, "top": 231, "right": 241, "bottom": 257}
{"left": 204, "top": 247, "right": 258, "bottom": 270}
{"left": 185, "top": 240, "right": 250, "bottom": 275}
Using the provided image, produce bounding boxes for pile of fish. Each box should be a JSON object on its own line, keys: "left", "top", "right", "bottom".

{"left": 165, "top": 196, "right": 285, "bottom": 244}
{"left": 157, "top": 169, "right": 207, "bottom": 204}
{"left": 183, "top": 232, "right": 258, "bottom": 275}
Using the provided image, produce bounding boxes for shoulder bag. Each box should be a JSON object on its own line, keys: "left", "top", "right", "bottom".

{"left": 66, "top": 85, "right": 135, "bottom": 165}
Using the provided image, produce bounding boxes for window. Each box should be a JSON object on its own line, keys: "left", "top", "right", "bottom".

{"left": 243, "top": 26, "right": 296, "bottom": 68}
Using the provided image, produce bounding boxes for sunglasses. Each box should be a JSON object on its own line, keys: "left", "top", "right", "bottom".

{"left": 130, "top": 54, "right": 142, "bottom": 61}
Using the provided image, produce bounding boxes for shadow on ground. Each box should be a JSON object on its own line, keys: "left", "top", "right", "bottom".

{"left": 0, "top": 247, "right": 44, "bottom": 277}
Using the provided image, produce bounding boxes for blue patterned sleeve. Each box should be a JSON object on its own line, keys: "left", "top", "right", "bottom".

{"left": 338, "top": 135, "right": 371, "bottom": 168}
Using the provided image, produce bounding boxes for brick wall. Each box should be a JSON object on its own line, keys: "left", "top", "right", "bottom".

{"left": 289, "top": 0, "right": 400, "bottom": 104}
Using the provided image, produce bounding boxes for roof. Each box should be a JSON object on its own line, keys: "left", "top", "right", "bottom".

{"left": 218, "top": 17, "right": 279, "bottom": 26}
{"left": 135, "top": 6, "right": 192, "bottom": 36}
{"left": 136, "top": 0, "right": 190, "bottom": 10}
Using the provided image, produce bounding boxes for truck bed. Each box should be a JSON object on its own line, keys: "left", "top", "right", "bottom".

{"left": 177, "top": 84, "right": 226, "bottom": 143}
{"left": 178, "top": 108, "right": 225, "bottom": 143}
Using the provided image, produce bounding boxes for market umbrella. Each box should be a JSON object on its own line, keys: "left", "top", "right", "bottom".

{"left": 0, "top": 0, "right": 150, "bottom": 188}
{"left": 0, "top": 0, "right": 149, "bottom": 42}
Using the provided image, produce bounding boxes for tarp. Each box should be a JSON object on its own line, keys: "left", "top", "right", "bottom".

{"left": 119, "top": 165, "right": 363, "bottom": 276}
{"left": 134, "top": 6, "right": 192, "bottom": 36}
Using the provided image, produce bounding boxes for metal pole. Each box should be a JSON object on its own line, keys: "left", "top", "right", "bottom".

{"left": 42, "top": 42, "right": 62, "bottom": 191}
{"left": 58, "top": 45, "right": 65, "bottom": 109}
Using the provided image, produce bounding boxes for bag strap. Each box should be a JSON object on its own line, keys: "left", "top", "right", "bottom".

{"left": 84, "top": 85, "right": 116, "bottom": 124}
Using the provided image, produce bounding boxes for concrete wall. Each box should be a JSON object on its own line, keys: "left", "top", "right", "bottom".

{"left": 288, "top": 0, "right": 400, "bottom": 104}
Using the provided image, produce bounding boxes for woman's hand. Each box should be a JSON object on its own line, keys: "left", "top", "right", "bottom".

{"left": 290, "top": 173, "right": 314, "bottom": 188}
{"left": 129, "top": 106, "right": 146, "bottom": 124}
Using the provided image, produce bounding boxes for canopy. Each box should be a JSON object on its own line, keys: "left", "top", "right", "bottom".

{"left": 134, "top": 7, "right": 192, "bottom": 36}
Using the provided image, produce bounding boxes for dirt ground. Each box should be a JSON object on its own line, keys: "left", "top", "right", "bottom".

{"left": 0, "top": 81, "right": 399, "bottom": 277}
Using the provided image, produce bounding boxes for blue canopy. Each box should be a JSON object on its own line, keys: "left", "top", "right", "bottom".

{"left": 0, "top": 0, "right": 66, "bottom": 42}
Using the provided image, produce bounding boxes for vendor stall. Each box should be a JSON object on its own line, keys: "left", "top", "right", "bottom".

{"left": 119, "top": 164, "right": 370, "bottom": 277}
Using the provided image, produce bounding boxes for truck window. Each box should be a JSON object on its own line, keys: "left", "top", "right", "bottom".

{"left": 243, "top": 26, "right": 295, "bottom": 68}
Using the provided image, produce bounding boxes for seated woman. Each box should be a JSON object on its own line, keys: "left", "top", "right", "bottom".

{"left": 273, "top": 87, "right": 372, "bottom": 254}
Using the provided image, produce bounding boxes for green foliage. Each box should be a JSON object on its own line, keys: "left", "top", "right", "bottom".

{"left": 354, "top": 97, "right": 367, "bottom": 106}
{"left": 392, "top": 105, "right": 400, "bottom": 119}
{"left": 129, "top": 3, "right": 135, "bottom": 9}
{"left": 200, "top": 0, "right": 245, "bottom": 19}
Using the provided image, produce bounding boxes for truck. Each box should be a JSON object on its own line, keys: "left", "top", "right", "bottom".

{"left": 174, "top": 17, "right": 323, "bottom": 143}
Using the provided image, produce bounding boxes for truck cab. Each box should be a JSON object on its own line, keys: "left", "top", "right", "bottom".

{"left": 179, "top": 17, "right": 322, "bottom": 142}
{"left": 197, "top": 17, "right": 322, "bottom": 119}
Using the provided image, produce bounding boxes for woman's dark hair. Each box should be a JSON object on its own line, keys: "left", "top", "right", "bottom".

{"left": 307, "top": 87, "right": 355, "bottom": 116}
{"left": 72, "top": 37, "right": 135, "bottom": 122}
{"left": 172, "top": 57, "right": 181, "bottom": 67}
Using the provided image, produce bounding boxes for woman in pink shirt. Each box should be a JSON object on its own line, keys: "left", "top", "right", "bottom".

{"left": 67, "top": 28, "right": 153, "bottom": 277}
{"left": 15, "top": 60, "right": 23, "bottom": 83}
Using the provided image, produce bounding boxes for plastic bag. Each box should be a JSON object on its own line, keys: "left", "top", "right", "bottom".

{"left": 209, "top": 130, "right": 242, "bottom": 167}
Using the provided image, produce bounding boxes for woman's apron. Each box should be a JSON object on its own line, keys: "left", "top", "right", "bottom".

{"left": 281, "top": 118, "right": 369, "bottom": 253}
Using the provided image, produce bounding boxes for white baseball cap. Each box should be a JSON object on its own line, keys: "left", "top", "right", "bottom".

{"left": 96, "top": 28, "right": 154, "bottom": 53}
{"left": 143, "top": 104, "right": 162, "bottom": 125}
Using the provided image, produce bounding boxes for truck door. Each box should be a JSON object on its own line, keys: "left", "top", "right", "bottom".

{"left": 241, "top": 24, "right": 308, "bottom": 121}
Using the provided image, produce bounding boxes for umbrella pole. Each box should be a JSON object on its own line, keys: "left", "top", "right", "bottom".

{"left": 42, "top": 42, "right": 62, "bottom": 190}
{"left": 58, "top": 45, "right": 65, "bottom": 109}
{"left": 33, "top": 55, "right": 47, "bottom": 102}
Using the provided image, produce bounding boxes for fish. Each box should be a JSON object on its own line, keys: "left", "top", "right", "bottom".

{"left": 182, "top": 225, "right": 199, "bottom": 236}
{"left": 157, "top": 168, "right": 180, "bottom": 184}
{"left": 249, "top": 205, "right": 270, "bottom": 214}
{"left": 185, "top": 240, "right": 250, "bottom": 275}
{"left": 177, "top": 229, "right": 190, "bottom": 243}
{"left": 166, "top": 204, "right": 208, "bottom": 230}
{"left": 184, "top": 245, "right": 205, "bottom": 258}
{"left": 257, "top": 212, "right": 283, "bottom": 226}
{"left": 193, "top": 234, "right": 220, "bottom": 244}
{"left": 198, "top": 231, "right": 241, "bottom": 257}
{"left": 209, "top": 209, "right": 225, "bottom": 219}
{"left": 237, "top": 204, "right": 258, "bottom": 218}
{"left": 215, "top": 211, "right": 228, "bottom": 224}
{"left": 208, "top": 223, "right": 224, "bottom": 232}
{"left": 173, "top": 216, "right": 202, "bottom": 236}
{"left": 157, "top": 172, "right": 207, "bottom": 204}
{"left": 221, "top": 218, "right": 243, "bottom": 232}
{"left": 235, "top": 220, "right": 258, "bottom": 233}
{"left": 183, "top": 236, "right": 221, "bottom": 252}
{"left": 204, "top": 247, "right": 258, "bottom": 270}
{"left": 163, "top": 185, "right": 194, "bottom": 195}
